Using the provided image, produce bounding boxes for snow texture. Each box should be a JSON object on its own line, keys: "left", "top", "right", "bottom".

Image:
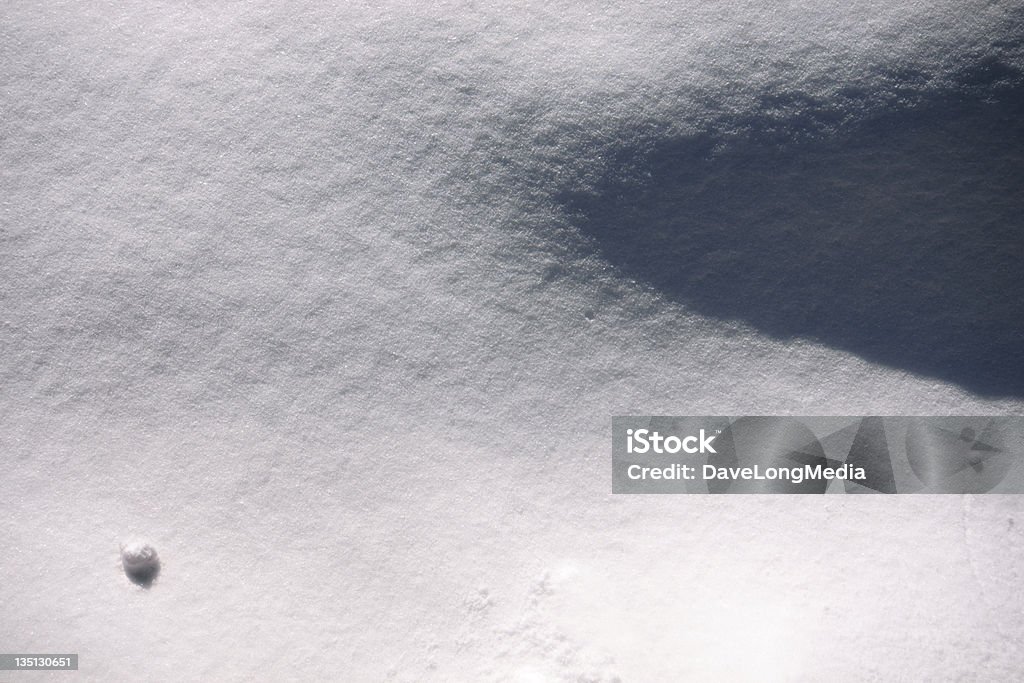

{"left": 2, "top": 1, "right": 1023, "bottom": 680}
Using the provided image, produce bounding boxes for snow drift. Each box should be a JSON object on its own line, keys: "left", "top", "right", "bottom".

{"left": 2, "top": 1, "right": 1024, "bottom": 680}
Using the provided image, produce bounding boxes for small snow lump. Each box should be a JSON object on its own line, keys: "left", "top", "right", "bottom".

{"left": 121, "top": 541, "right": 160, "bottom": 586}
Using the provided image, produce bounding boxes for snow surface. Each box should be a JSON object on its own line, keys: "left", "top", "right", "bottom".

{"left": 2, "top": 1, "right": 1024, "bottom": 680}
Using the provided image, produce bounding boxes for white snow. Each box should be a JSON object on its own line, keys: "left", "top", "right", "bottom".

{"left": 2, "top": 1, "right": 1023, "bottom": 680}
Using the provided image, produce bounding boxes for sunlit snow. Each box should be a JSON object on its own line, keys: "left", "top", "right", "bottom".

{"left": 2, "top": 1, "right": 1023, "bottom": 680}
